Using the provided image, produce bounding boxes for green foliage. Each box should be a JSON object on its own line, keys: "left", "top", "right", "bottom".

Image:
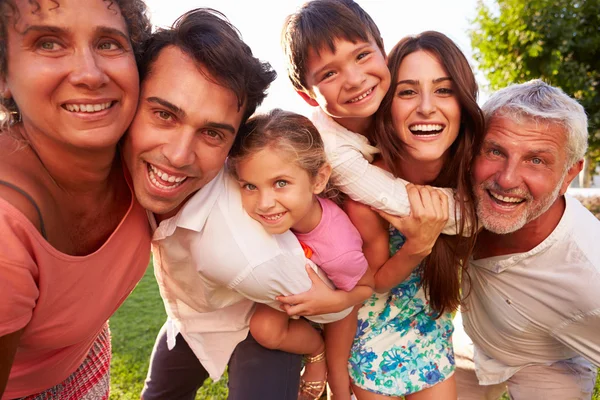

{"left": 470, "top": 0, "right": 600, "bottom": 166}
{"left": 109, "top": 262, "right": 228, "bottom": 399}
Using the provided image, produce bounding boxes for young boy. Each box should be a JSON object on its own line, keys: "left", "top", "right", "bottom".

{"left": 281, "top": 2, "right": 391, "bottom": 398}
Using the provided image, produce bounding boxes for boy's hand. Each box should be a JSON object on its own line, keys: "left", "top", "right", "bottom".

{"left": 374, "top": 183, "right": 448, "bottom": 258}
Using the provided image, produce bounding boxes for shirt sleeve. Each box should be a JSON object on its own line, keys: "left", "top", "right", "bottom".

{"left": 312, "top": 109, "right": 465, "bottom": 236}
{"left": 0, "top": 204, "right": 39, "bottom": 336}
{"left": 231, "top": 254, "right": 352, "bottom": 324}
{"left": 331, "top": 148, "right": 464, "bottom": 236}
{"left": 320, "top": 250, "right": 368, "bottom": 292}
{"left": 552, "top": 309, "right": 600, "bottom": 366}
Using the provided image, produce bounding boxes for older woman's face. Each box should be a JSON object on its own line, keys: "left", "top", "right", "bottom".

{"left": 2, "top": 0, "right": 139, "bottom": 150}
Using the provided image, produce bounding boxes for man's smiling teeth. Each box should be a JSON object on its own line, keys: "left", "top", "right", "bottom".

{"left": 489, "top": 191, "right": 524, "bottom": 204}
{"left": 148, "top": 163, "right": 186, "bottom": 190}
{"left": 64, "top": 101, "right": 113, "bottom": 113}
{"left": 262, "top": 212, "right": 285, "bottom": 221}
{"left": 410, "top": 124, "right": 444, "bottom": 135}
{"left": 348, "top": 87, "right": 373, "bottom": 103}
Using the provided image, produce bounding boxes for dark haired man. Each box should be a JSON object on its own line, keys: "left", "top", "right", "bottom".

{"left": 122, "top": 8, "right": 351, "bottom": 400}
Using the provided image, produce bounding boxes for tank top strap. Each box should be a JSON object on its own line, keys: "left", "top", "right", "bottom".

{"left": 0, "top": 179, "right": 47, "bottom": 239}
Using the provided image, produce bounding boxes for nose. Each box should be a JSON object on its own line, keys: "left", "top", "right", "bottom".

{"left": 161, "top": 129, "right": 196, "bottom": 169}
{"left": 343, "top": 64, "right": 366, "bottom": 89}
{"left": 68, "top": 48, "right": 109, "bottom": 89}
{"left": 495, "top": 159, "right": 523, "bottom": 190}
{"left": 257, "top": 190, "right": 276, "bottom": 212}
{"left": 417, "top": 92, "right": 436, "bottom": 116}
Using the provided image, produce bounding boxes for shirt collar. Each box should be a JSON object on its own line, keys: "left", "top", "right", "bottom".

{"left": 151, "top": 167, "right": 226, "bottom": 240}
{"left": 472, "top": 194, "right": 576, "bottom": 273}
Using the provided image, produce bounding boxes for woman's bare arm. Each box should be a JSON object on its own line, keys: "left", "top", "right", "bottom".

{"left": 0, "top": 329, "right": 24, "bottom": 397}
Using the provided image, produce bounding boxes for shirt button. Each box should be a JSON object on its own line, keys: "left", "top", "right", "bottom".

{"left": 380, "top": 196, "right": 388, "bottom": 204}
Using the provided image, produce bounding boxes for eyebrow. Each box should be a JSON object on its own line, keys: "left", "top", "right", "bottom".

{"left": 206, "top": 121, "right": 236, "bottom": 135}
{"left": 397, "top": 76, "right": 453, "bottom": 85}
{"left": 21, "top": 25, "right": 130, "bottom": 43}
{"left": 484, "top": 140, "right": 555, "bottom": 157}
{"left": 147, "top": 96, "right": 186, "bottom": 119}
{"left": 146, "top": 96, "right": 236, "bottom": 135}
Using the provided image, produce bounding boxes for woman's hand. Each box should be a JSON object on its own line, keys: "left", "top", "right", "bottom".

{"left": 276, "top": 266, "right": 347, "bottom": 317}
{"left": 374, "top": 183, "right": 449, "bottom": 258}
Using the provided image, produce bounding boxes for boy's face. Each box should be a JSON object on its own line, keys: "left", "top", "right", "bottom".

{"left": 300, "top": 38, "right": 390, "bottom": 125}
{"left": 123, "top": 46, "right": 244, "bottom": 220}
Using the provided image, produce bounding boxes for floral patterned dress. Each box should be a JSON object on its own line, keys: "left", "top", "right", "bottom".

{"left": 349, "top": 227, "right": 455, "bottom": 396}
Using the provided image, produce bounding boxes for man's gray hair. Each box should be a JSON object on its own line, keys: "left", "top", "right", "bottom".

{"left": 482, "top": 79, "right": 588, "bottom": 167}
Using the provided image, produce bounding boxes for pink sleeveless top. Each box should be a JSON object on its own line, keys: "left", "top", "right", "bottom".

{"left": 0, "top": 176, "right": 151, "bottom": 398}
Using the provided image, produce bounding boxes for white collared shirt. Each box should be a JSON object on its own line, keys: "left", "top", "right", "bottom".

{"left": 150, "top": 167, "right": 350, "bottom": 380}
{"left": 311, "top": 108, "right": 465, "bottom": 235}
{"left": 462, "top": 195, "right": 600, "bottom": 385}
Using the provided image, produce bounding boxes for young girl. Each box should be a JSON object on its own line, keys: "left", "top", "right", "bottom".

{"left": 227, "top": 109, "right": 374, "bottom": 400}
{"left": 345, "top": 32, "right": 483, "bottom": 399}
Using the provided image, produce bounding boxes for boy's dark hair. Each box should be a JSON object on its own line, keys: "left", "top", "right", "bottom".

{"left": 282, "top": 0, "right": 384, "bottom": 93}
{"left": 140, "top": 8, "right": 277, "bottom": 124}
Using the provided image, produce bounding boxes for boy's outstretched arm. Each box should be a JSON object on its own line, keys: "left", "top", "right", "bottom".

{"left": 312, "top": 109, "right": 465, "bottom": 236}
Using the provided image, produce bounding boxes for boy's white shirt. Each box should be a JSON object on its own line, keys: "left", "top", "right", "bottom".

{"left": 149, "top": 167, "right": 350, "bottom": 380}
{"left": 311, "top": 108, "right": 464, "bottom": 235}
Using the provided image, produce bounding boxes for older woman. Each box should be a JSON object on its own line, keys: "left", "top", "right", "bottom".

{"left": 0, "top": 0, "right": 151, "bottom": 398}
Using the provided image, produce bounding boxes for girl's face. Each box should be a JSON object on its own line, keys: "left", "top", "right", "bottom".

{"left": 2, "top": 0, "right": 139, "bottom": 150}
{"left": 390, "top": 50, "right": 461, "bottom": 166}
{"left": 236, "top": 147, "right": 328, "bottom": 235}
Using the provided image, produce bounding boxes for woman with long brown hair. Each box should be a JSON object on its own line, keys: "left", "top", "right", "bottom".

{"left": 345, "top": 31, "right": 484, "bottom": 399}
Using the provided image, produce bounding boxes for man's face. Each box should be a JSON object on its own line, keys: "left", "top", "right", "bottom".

{"left": 123, "top": 46, "right": 244, "bottom": 219}
{"left": 472, "top": 115, "right": 582, "bottom": 234}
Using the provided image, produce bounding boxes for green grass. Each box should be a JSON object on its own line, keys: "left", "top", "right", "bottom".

{"left": 110, "top": 261, "right": 600, "bottom": 399}
{"left": 109, "top": 261, "right": 228, "bottom": 399}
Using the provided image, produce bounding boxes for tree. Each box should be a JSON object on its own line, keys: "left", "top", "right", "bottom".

{"left": 470, "top": 0, "right": 600, "bottom": 184}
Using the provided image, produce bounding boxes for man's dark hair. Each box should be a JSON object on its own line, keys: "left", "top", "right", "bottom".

{"left": 282, "top": 0, "right": 384, "bottom": 93}
{"left": 139, "top": 8, "right": 277, "bottom": 124}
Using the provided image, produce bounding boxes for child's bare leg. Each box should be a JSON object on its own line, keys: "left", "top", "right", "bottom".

{"left": 249, "top": 304, "right": 326, "bottom": 386}
{"left": 324, "top": 305, "right": 359, "bottom": 400}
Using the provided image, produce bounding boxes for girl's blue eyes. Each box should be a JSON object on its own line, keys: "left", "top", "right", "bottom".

{"left": 243, "top": 181, "right": 287, "bottom": 190}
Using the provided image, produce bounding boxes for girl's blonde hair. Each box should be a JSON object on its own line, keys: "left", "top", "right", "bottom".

{"left": 228, "top": 108, "right": 328, "bottom": 181}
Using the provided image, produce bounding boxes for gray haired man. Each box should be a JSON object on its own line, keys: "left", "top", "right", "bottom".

{"left": 456, "top": 80, "right": 600, "bottom": 399}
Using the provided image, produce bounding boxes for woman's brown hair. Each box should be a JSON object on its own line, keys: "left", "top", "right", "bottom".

{"left": 373, "top": 31, "right": 484, "bottom": 315}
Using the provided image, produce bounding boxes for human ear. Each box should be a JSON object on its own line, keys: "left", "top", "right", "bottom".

{"left": 296, "top": 90, "right": 319, "bottom": 107}
{"left": 312, "top": 163, "right": 332, "bottom": 195}
{"left": 559, "top": 159, "right": 584, "bottom": 195}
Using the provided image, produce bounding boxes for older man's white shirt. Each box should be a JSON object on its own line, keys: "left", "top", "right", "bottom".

{"left": 150, "top": 167, "right": 350, "bottom": 380}
{"left": 462, "top": 195, "right": 600, "bottom": 385}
